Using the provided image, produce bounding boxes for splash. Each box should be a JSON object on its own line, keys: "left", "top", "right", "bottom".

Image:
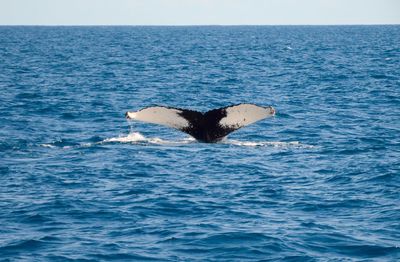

{"left": 40, "top": 131, "right": 314, "bottom": 149}
{"left": 102, "top": 132, "right": 195, "bottom": 145}
{"left": 223, "top": 139, "right": 315, "bottom": 148}
{"left": 102, "top": 133, "right": 314, "bottom": 148}
{"left": 103, "top": 132, "right": 147, "bottom": 143}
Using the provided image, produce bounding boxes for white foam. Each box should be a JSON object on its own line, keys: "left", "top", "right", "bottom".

{"left": 102, "top": 132, "right": 195, "bottom": 145}
{"left": 223, "top": 139, "right": 315, "bottom": 148}
{"left": 103, "top": 132, "right": 147, "bottom": 143}
{"left": 102, "top": 133, "right": 314, "bottom": 148}
{"left": 40, "top": 143, "right": 73, "bottom": 149}
{"left": 40, "top": 143, "right": 56, "bottom": 148}
{"left": 41, "top": 131, "right": 314, "bottom": 149}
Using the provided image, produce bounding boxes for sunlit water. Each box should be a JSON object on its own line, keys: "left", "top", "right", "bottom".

{"left": 1, "top": 26, "right": 399, "bottom": 261}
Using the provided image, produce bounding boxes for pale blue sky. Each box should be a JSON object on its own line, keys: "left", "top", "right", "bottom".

{"left": 0, "top": 0, "right": 399, "bottom": 25}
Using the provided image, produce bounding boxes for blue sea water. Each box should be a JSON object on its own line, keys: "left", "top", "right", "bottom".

{"left": 0, "top": 25, "right": 399, "bottom": 261}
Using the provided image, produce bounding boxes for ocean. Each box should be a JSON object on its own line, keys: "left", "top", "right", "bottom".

{"left": 0, "top": 26, "right": 399, "bottom": 261}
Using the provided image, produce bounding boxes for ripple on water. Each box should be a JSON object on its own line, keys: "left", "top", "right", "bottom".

{"left": 1, "top": 25, "right": 400, "bottom": 261}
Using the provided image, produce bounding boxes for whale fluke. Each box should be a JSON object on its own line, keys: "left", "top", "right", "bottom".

{"left": 125, "top": 104, "right": 275, "bottom": 143}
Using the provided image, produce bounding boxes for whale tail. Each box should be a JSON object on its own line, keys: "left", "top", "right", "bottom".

{"left": 125, "top": 104, "right": 275, "bottom": 143}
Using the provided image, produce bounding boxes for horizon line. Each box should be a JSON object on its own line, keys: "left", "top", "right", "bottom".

{"left": 0, "top": 23, "right": 399, "bottom": 27}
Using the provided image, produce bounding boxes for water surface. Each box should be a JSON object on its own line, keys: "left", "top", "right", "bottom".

{"left": 0, "top": 26, "right": 399, "bottom": 261}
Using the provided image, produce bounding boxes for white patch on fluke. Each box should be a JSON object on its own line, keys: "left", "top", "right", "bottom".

{"left": 126, "top": 107, "right": 189, "bottom": 130}
{"left": 219, "top": 104, "right": 275, "bottom": 129}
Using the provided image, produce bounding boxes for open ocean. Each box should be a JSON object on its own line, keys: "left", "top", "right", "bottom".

{"left": 0, "top": 26, "right": 399, "bottom": 261}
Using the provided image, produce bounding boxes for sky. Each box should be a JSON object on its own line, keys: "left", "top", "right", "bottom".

{"left": 0, "top": 0, "right": 399, "bottom": 25}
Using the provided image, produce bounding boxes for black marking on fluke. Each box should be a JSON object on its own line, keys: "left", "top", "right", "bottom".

{"left": 178, "top": 107, "right": 236, "bottom": 143}
{"left": 126, "top": 104, "right": 275, "bottom": 143}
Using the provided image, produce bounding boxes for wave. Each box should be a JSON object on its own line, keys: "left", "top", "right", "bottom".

{"left": 40, "top": 132, "right": 314, "bottom": 149}
{"left": 101, "top": 132, "right": 314, "bottom": 148}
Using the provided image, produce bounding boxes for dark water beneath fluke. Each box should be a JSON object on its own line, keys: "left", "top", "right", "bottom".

{"left": 1, "top": 26, "right": 399, "bottom": 261}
